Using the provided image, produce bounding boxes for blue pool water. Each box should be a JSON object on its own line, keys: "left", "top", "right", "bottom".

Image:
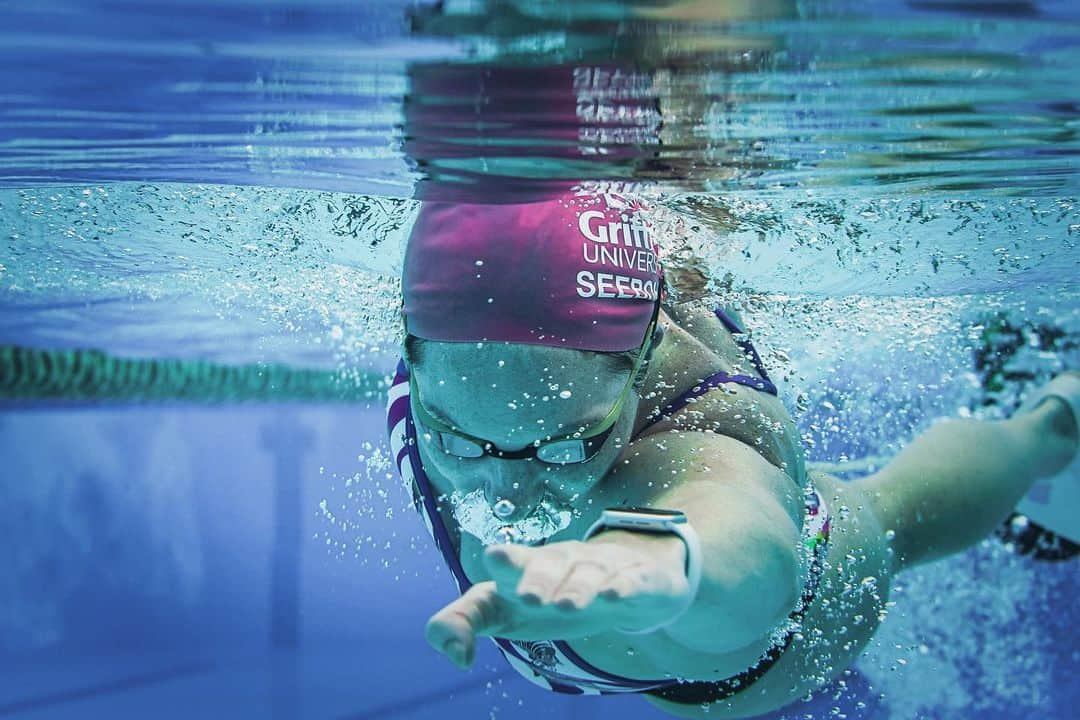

{"left": 1, "top": 1, "right": 1078, "bottom": 719}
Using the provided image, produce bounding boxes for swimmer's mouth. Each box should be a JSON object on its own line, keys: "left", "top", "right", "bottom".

{"left": 449, "top": 488, "right": 574, "bottom": 546}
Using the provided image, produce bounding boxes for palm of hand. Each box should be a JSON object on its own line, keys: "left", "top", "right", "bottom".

{"left": 425, "top": 538, "right": 690, "bottom": 668}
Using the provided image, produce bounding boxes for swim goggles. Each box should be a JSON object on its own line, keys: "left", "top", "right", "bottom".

{"left": 406, "top": 299, "right": 660, "bottom": 465}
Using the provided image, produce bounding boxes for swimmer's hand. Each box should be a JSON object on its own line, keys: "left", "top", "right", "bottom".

{"left": 424, "top": 532, "right": 689, "bottom": 669}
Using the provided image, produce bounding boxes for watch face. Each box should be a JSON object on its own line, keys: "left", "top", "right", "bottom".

{"left": 607, "top": 507, "right": 686, "bottom": 521}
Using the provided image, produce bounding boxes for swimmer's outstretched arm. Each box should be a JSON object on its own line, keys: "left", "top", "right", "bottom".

{"left": 609, "top": 432, "right": 804, "bottom": 655}
{"left": 424, "top": 432, "right": 803, "bottom": 669}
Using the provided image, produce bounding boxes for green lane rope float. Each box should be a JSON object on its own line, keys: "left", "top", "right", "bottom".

{"left": 0, "top": 345, "right": 388, "bottom": 404}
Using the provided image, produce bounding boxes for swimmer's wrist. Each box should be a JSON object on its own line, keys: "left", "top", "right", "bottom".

{"left": 582, "top": 509, "right": 704, "bottom": 635}
{"left": 585, "top": 528, "right": 687, "bottom": 570}
{"left": 586, "top": 529, "right": 697, "bottom": 635}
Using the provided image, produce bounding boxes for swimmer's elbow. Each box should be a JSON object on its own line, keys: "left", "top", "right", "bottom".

{"left": 717, "top": 527, "right": 802, "bottom": 644}
{"left": 663, "top": 518, "right": 802, "bottom": 655}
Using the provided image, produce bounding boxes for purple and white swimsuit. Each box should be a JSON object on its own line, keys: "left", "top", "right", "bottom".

{"left": 386, "top": 309, "right": 831, "bottom": 705}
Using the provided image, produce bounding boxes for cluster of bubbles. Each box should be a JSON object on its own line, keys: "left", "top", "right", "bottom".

{"left": 447, "top": 487, "right": 575, "bottom": 547}
{"left": 314, "top": 441, "right": 427, "bottom": 579}
{"left": 1, "top": 183, "right": 413, "bottom": 371}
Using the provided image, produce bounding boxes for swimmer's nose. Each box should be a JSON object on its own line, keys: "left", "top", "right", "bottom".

{"left": 484, "top": 466, "right": 545, "bottom": 523}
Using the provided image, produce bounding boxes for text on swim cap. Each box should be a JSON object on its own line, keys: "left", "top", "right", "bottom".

{"left": 576, "top": 271, "right": 658, "bottom": 300}
{"left": 577, "top": 210, "right": 651, "bottom": 248}
{"left": 575, "top": 209, "right": 658, "bottom": 300}
{"left": 582, "top": 243, "right": 658, "bottom": 274}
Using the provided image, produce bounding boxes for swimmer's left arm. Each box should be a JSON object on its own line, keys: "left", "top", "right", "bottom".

{"left": 613, "top": 431, "right": 805, "bottom": 655}
{"left": 424, "top": 432, "right": 803, "bottom": 668}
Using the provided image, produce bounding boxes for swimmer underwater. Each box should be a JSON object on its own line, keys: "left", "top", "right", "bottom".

{"left": 386, "top": 192, "right": 1080, "bottom": 718}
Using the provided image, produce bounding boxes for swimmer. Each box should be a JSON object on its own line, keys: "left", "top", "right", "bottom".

{"left": 385, "top": 192, "right": 1079, "bottom": 718}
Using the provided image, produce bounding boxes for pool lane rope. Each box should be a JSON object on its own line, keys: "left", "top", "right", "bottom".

{"left": 0, "top": 345, "right": 387, "bottom": 403}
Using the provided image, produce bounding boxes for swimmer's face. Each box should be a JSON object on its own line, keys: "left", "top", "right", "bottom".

{"left": 410, "top": 341, "right": 638, "bottom": 514}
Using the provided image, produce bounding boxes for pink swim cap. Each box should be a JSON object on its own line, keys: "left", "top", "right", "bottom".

{"left": 402, "top": 192, "right": 662, "bottom": 352}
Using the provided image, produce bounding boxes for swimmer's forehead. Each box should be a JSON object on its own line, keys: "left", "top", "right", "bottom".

{"left": 413, "top": 341, "right": 629, "bottom": 440}
{"left": 425, "top": 341, "right": 595, "bottom": 375}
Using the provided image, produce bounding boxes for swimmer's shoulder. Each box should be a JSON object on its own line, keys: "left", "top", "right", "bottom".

{"left": 643, "top": 301, "right": 759, "bottom": 413}
{"left": 660, "top": 300, "right": 748, "bottom": 354}
{"left": 642, "top": 302, "right": 806, "bottom": 484}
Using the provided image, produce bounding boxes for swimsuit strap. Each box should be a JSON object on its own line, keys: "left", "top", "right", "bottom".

{"left": 713, "top": 308, "right": 775, "bottom": 386}
{"left": 643, "top": 369, "right": 778, "bottom": 429}
{"left": 634, "top": 308, "right": 778, "bottom": 439}
{"left": 388, "top": 360, "right": 478, "bottom": 593}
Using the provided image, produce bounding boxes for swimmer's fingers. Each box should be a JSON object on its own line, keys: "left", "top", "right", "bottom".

{"left": 484, "top": 542, "right": 581, "bottom": 606}
{"left": 488, "top": 538, "right": 692, "bottom": 633}
{"left": 424, "top": 581, "right": 510, "bottom": 669}
{"left": 425, "top": 541, "right": 689, "bottom": 670}
{"left": 484, "top": 541, "right": 617, "bottom": 610}
{"left": 483, "top": 541, "right": 678, "bottom": 611}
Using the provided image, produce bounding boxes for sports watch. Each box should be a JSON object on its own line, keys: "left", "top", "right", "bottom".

{"left": 582, "top": 507, "right": 703, "bottom": 635}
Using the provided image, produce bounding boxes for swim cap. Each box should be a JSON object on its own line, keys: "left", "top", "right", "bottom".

{"left": 402, "top": 192, "right": 661, "bottom": 352}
